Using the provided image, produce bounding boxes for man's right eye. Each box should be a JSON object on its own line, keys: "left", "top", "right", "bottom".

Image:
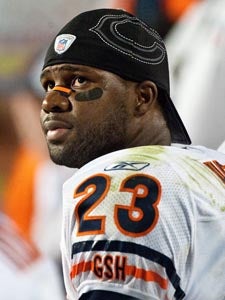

{"left": 44, "top": 81, "right": 55, "bottom": 91}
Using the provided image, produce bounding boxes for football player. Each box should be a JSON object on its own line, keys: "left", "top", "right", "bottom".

{"left": 40, "top": 8, "right": 225, "bottom": 300}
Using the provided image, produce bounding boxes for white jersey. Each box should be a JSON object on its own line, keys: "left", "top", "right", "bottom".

{"left": 61, "top": 145, "right": 225, "bottom": 300}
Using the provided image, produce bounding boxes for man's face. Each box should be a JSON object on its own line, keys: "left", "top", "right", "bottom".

{"left": 40, "top": 64, "right": 134, "bottom": 168}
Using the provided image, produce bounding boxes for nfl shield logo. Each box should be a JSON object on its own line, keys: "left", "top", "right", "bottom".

{"left": 54, "top": 34, "right": 76, "bottom": 54}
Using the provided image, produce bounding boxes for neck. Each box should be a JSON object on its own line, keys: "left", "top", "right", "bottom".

{"left": 126, "top": 112, "right": 171, "bottom": 148}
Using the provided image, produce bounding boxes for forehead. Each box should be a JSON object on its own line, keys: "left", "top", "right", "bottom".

{"left": 41, "top": 63, "right": 114, "bottom": 80}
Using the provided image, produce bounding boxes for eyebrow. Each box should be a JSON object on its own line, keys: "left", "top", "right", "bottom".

{"left": 40, "top": 69, "right": 50, "bottom": 80}
{"left": 40, "top": 65, "right": 91, "bottom": 80}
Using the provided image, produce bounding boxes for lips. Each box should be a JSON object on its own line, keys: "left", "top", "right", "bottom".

{"left": 43, "top": 119, "right": 73, "bottom": 143}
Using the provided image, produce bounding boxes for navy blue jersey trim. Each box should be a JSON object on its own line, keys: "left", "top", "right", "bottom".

{"left": 72, "top": 240, "right": 185, "bottom": 299}
{"left": 80, "top": 290, "right": 140, "bottom": 300}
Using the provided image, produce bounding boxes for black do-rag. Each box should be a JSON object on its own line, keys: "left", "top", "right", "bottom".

{"left": 43, "top": 8, "right": 191, "bottom": 145}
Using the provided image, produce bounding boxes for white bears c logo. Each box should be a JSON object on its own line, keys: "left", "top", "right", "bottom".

{"left": 89, "top": 14, "right": 165, "bottom": 65}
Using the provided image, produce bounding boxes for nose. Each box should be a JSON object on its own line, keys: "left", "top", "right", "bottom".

{"left": 41, "top": 86, "right": 72, "bottom": 113}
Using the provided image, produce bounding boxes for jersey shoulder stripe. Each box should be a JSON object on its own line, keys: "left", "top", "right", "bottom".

{"left": 71, "top": 239, "right": 185, "bottom": 299}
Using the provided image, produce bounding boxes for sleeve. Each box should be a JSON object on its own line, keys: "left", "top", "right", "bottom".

{"left": 80, "top": 290, "right": 141, "bottom": 300}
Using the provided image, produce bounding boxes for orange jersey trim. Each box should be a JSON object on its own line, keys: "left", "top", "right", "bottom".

{"left": 70, "top": 260, "right": 168, "bottom": 289}
{"left": 70, "top": 260, "right": 92, "bottom": 278}
{"left": 126, "top": 265, "right": 168, "bottom": 289}
{"left": 204, "top": 160, "right": 225, "bottom": 183}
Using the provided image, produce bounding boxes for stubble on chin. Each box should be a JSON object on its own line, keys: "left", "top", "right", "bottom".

{"left": 47, "top": 102, "right": 128, "bottom": 168}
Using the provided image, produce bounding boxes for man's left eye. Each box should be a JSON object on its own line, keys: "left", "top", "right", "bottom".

{"left": 71, "top": 76, "right": 87, "bottom": 89}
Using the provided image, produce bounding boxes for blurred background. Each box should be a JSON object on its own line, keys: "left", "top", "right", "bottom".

{"left": 0, "top": 0, "right": 224, "bottom": 299}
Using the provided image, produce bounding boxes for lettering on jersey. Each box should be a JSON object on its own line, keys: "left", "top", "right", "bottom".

{"left": 204, "top": 160, "right": 225, "bottom": 183}
{"left": 104, "top": 161, "right": 150, "bottom": 171}
{"left": 70, "top": 240, "right": 185, "bottom": 299}
{"left": 93, "top": 254, "right": 127, "bottom": 281}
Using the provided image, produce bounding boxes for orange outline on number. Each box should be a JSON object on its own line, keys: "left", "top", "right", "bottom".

{"left": 114, "top": 174, "right": 161, "bottom": 238}
{"left": 74, "top": 173, "right": 111, "bottom": 236}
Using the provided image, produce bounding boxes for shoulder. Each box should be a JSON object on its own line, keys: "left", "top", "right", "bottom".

{"left": 63, "top": 145, "right": 225, "bottom": 220}
{"left": 65, "top": 144, "right": 225, "bottom": 186}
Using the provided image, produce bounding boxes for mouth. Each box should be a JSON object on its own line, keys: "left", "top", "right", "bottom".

{"left": 44, "top": 119, "right": 73, "bottom": 143}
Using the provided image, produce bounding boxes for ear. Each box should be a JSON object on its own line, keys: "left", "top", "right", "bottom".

{"left": 134, "top": 81, "right": 158, "bottom": 116}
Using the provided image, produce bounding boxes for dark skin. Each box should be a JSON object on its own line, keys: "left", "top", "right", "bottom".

{"left": 40, "top": 64, "right": 171, "bottom": 168}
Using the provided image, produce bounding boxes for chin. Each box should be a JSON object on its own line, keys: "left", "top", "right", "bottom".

{"left": 47, "top": 145, "right": 67, "bottom": 166}
{"left": 48, "top": 148, "right": 87, "bottom": 168}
